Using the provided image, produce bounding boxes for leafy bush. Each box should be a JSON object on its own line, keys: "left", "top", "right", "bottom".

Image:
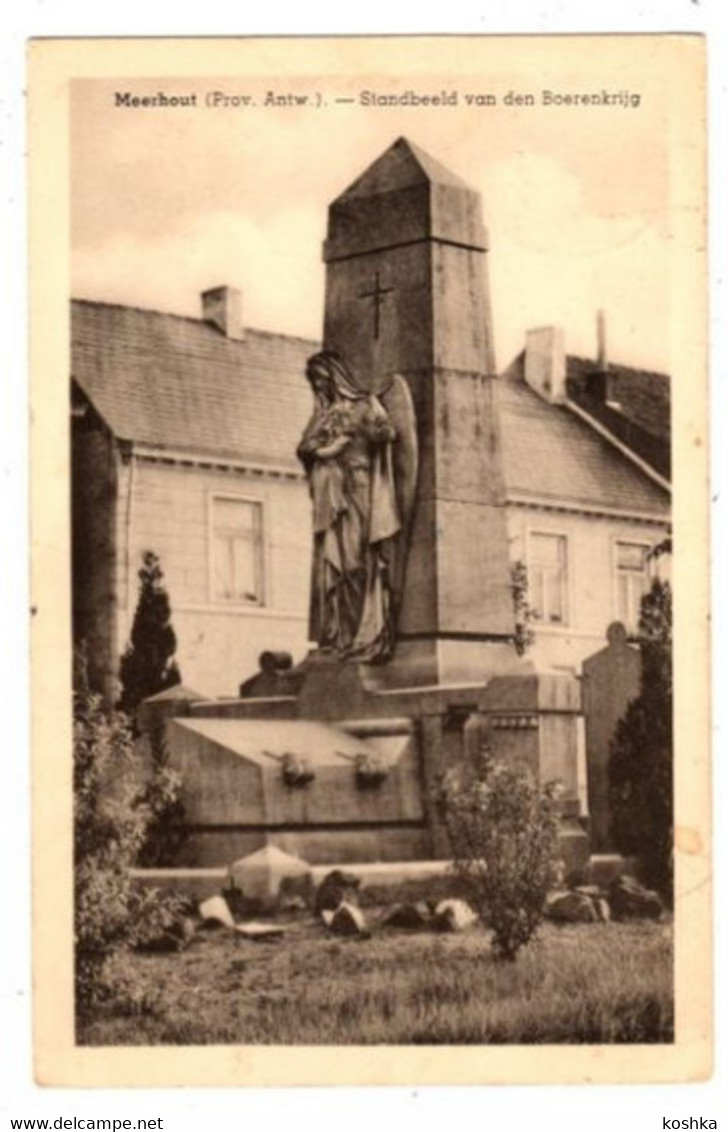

{"left": 118, "top": 551, "right": 181, "bottom": 717}
{"left": 135, "top": 723, "right": 189, "bottom": 868}
{"left": 74, "top": 653, "right": 184, "bottom": 1017}
{"left": 609, "top": 579, "right": 673, "bottom": 900}
{"left": 436, "top": 749, "right": 561, "bottom": 960}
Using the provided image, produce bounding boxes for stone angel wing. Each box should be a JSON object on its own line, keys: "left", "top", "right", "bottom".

{"left": 380, "top": 373, "right": 418, "bottom": 616}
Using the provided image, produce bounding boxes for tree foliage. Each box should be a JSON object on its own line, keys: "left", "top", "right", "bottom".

{"left": 135, "top": 724, "right": 189, "bottom": 868}
{"left": 118, "top": 551, "right": 181, "bottom": 716}
{"left": 436, "top": 748, "right": 561, "bottom": 960}
{"left": 74, "top": 651, "right": 184, "bottom": 1017}
{"left": 608, "top": 579, "right": 673, "bottom": 899}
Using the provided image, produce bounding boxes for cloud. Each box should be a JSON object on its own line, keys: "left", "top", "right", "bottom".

{"left": 72, "top": 205, "right": 326, "bottom": 340}
{"left": 484, "top": 152, "right": 654, "bottom": 256}
{"left": 482, "top": 154, "right": 670, "bottom": 370}
{"left": 72, "top": 106, "right": 672, "bottom": 373}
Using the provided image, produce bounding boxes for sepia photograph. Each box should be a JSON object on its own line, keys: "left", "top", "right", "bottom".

{"left": 28, "top": 34, "right": 709, "bottom": 1085}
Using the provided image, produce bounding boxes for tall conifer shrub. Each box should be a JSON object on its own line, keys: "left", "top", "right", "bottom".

{"left": 119, "top": 551, "right": 181, "bottom": 715}
{"left": 609, "top": 579, "right": 673, "bottom": 899}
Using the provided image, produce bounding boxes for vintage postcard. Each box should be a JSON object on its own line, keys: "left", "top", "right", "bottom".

{"left": 29, "top": 35, "right": 709, "bottom": 1086}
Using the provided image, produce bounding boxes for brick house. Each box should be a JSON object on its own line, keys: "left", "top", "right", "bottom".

{"left": 71, "top": 289, "right": 670, "bottom": 701}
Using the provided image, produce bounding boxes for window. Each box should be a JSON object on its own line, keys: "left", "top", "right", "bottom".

{"left": 615, "top": 540, "right": 650, "bottom": 633}
{"left": 210, "top": 496, "right": 264, "bottom": 605}
{"left": 528, "top": 532, "right": 568, "bottom": 625}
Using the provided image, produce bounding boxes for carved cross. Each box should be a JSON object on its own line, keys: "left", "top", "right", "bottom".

{"left": 358, "top": 272, "right": 395, "bottom": 340}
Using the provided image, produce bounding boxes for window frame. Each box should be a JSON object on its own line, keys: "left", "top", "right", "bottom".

{"left": 207, "top": 491, "right": 266, "bottom": 608}
{"left": 525, "top": 527, "right": 571, "bottom": 629}
{"left": 611, "top": 536, "right": 654, "bottom": 635}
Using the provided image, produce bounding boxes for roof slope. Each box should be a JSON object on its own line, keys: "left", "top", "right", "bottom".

{"left": 72, "top": 300, "right": 670, "bottom": 519}
{"left": 499, "top": 360, "right": 669, "bottom": 517}
{"left": 566, "top": 355, "right": 670, "bottom": 439}
{"left": 565, "top": 355, "right": 671, "bottom": 478}
{"left": 72, "top": 300, "right": 316, "bottom": 468}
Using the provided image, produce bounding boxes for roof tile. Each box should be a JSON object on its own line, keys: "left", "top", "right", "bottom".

{"left": 498, "top": 368, "right": 669, "bottom": 516}
{"left": 72, "top": 300, "right": 670, "bottom": 519}
{"left": 72, "top": 300, "right": 316, "bottom": 468}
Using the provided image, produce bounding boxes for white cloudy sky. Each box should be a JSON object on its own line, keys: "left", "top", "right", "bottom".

{"left": 71, "top": 45, "right": 676, "bottom": 374}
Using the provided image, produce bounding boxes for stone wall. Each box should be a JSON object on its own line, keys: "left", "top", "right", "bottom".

{"left": 582, "top": 625, "right": 641, "bottom": 850}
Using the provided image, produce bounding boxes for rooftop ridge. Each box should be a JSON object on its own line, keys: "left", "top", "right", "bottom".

{"left": 71, "top": 297, "right": 321, "bottom": 348}
{"left": 504, "top": 347, "right": 669, "bottom": 384}
{"left": 567, "top": 352, "right": 669, "bottom": 383}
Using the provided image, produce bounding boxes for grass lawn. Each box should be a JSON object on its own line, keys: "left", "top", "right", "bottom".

{"left": 79, "top": 914, "right": 673, "bottom": 1046}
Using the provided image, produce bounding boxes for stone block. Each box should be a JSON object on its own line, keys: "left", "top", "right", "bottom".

{"left": 234, "top": 922, "right": 286, "bottom": 941}
{"left": 181, "top": 826, "right": 431, "bottom": 868}
{"left": 545, "top": 891, "right": 599, "bottom": 924}
{"left": 434, "top": 498, "right": 513, "bottom": 636}
{"left": 608, "top": 875, "right": 663, "bottom": 920}
{"left": 314, "top": 869, "right": 361, "bottom": 916}
{"left": 594, "top": 898, "right": 611, "bottom": 922}
{"left": 381, "top": 902, "right": 433, "bottom": 930}
{"left": 168, "top": 716, "right": 424, "bottom": 827}
{"left": 326, "top": 902, "right": 369, "bottom": 937}
{"left": 310, "top": 859, "right": 451, "bottom": 889}
{"left": 198, "top": 894, "right": 235, "bottom": 928}
{"left": 228, "top": 845, "right": 312, "bottom": 912}
{"left": 433, "top": 898, "right": 478, "bottom": 932}
{"left": 588, "top": 854, "right": 638, "bottom": 887}
{"left": 557, "top": 818, "right": 592, "bottom": 879}
{"left": 582, "top": 626, "right": 642, "bottom": 851}
{"left": 137, "top": 683, "right": 209, "bottom": 734}
{"left": 129, "top": 867, "right": 227, "bottom": 902}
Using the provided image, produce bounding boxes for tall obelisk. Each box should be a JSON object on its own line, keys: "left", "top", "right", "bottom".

{"left": 323, "top": 137, "right": 515, "bottom": 686}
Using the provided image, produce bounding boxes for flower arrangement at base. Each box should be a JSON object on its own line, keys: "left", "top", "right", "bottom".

{"left": 281, "top": 753, "right": 315, "bottom": 788}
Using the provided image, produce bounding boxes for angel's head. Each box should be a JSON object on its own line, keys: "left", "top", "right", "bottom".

{"left": 305, "top": 352, "right": 364, "bottom": 405}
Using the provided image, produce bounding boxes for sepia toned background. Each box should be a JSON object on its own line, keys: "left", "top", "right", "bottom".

{"left": 70, "top": 52, "right": 674, "bottom": 375}
{"left": 29, "top": 34, "right": 709, "bottom": 1088}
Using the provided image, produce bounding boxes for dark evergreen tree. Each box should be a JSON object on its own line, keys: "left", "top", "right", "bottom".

{"left": 608, "top": 579, "right": 673, "bottom": 900}
{"left": 118, "top": 551, "right": 181, "bottom": 716}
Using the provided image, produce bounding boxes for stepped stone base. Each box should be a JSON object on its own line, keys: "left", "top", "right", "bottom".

{"left": 129, "top": 852, "right": 630, "bottom": 903}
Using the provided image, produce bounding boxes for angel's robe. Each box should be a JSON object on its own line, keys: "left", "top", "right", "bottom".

{"left": 297, "top": 393, "right": 400, "bottom": 661}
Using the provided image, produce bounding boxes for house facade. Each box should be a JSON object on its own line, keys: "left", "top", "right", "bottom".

{"left": 501, "top": 324, "right": 671, "bottom": 674}
{"left": 71, "top": 291, "right": 670, "bottom": 702}
{"left": 72, "top": 290, "right": 315, "bottom": 702}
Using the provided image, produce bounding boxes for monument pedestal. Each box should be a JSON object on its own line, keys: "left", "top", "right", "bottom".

{"left": 157, "top": 648, "right": 588, "bottom": 875}
{"left": 151, "top": 138, "right": 590, "bottom": 874}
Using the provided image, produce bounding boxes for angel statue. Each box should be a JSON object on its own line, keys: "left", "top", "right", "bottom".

{"left": 297, "top": 351, "right": 417, "bottom": 663}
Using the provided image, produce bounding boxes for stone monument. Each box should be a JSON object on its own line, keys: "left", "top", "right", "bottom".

{"left": 154, "top": 138, "right": 588, "bottom": 871}
{"left": 319, "top": 136, "right": 514, "bottom": 688}
{"left": 582, "top": 623, "right": 642, "bottom": 851}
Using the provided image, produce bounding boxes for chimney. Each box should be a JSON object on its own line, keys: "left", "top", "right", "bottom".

{"left": 201, "top": 286, "right": 244, "bottom": 340}
{"left": 592, "top": 309, "right": 614, "bottom": 402}
{"left": 524, "top": 326, "right": 566, "bottom": 404}
{"left": 596, "top": 308, "right": 608, "bottom": 370}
